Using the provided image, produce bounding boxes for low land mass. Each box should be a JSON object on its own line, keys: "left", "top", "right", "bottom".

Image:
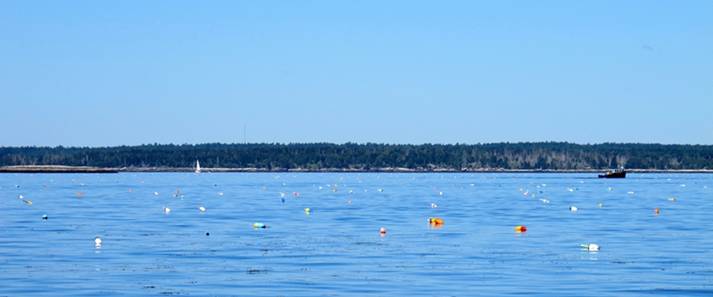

{"left": 1, "top": 142, "right": 712, "bottom": 172}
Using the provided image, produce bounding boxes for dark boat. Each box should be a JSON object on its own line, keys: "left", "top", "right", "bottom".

{"left": 598, "top": 169, "right": 626, "bottom": 178}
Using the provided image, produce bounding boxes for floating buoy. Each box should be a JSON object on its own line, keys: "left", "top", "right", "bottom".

{"left": 304, "top": 208, "right": 311, "bottom": 215}
{"left": 597, "top": 202, "right": 603, "bottom": 208}
{"left": 581, "top": 243, "right": 600, "bottom": 252}
{"left": 377, "top": 188, "right": 384, "bottom": 193}
{"left": 514, "top": 225, "right": 527, "bottom": 233}
{"left": 163, "top": 207, "right": 171, "bottom": 214}
{"left": 95, "top": 236, "right": 102, "bottom": 248}
{"left": 379, "top": 227, "right": 387, "bottom": 235}
{"left": 438, "top": 191, "right": 444, "bottom": 196}
{"left": 154, "top": 192, "right": 159, "bottom": 196}
{"left": 218, "top": 192, "right": 224, "bottom": 196}
{"left": 42, "top": 214, "right": 48, "bottom": 220}
{"left": 430, "top": 203, "right": 438, "bottom": 208}
{"left": 654, "top": 208, "right": 660, "bottom": 215}
{"left": 253, "top": 222, "right": 267, "bottom": 229}
{"left": 570, "top": 206, "right": 578, "bottom": 212}
{"left": 428, "top": 217, "right": 444, "bottom": 226}
{"left": 199, "top": 206, "right": 206, "bottom": 212}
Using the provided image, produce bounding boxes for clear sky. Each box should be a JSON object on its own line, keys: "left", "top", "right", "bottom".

{"left": 1, "top": 1, "right": 712, "bottom": 146}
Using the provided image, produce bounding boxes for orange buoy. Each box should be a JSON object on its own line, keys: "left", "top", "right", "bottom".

{"left": 654, "top": 208, "right": 661, "bottom": 215}
{"left": 428, "top": 217, "right": 444, "bottom": 226}
{"left": 514, "top": 225, "right": 527, "bottom": 233}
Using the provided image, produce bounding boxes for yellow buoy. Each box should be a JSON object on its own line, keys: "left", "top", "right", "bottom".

{"left": 428, "top": 217, "right": 444, "bottom": 226}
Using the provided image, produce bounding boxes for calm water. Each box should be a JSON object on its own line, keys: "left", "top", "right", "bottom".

{"left": 1, "top": 173, "right": 712, "bottom": 296}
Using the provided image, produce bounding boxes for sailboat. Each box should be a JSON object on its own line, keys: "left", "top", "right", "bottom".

{"left": 195, "top": 160, "right": 201, "bottom": 173}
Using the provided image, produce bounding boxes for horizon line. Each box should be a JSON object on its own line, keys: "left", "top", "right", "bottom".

{"left": 3, "top": 141, "right": 713, "bottom": 149}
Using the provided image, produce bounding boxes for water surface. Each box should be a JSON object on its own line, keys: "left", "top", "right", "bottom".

{"left": 1, "top": 173, "right": 712, "bottom": 296}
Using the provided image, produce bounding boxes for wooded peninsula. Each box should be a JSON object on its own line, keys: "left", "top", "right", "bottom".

{"left": 1, "top": 142, "right": 712, "bottom": 172}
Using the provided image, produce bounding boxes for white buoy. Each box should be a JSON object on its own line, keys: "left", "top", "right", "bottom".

{"left": 430, "top": 203, "right": 438, "bottom": 208}
{"left": 199, "top": 206, "right": 206, "bottom": 212}
{"left": 570, "top": 206, "right": 578, "bottom": 212}
{"left": 597, "top": 202, "right": 604, "bottom": 208}
{"left": 581, "top": 243, "right": 599, "bottom": 252}
{"left": 154, "top": 191, "right": 159, "bottom": 196}
{"left": 163, "top": 207, "right": 171, "bottom": 214}
{"left": 95, "top": 236, "right": 102, "bottom": 248}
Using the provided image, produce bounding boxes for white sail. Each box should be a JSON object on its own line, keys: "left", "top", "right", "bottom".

{"left": 195, "top": 160, "right": 201, "bottom": 173}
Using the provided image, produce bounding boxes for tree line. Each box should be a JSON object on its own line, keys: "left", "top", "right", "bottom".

{"left": 1, "top": 142, "right": 712, "bottom": 170}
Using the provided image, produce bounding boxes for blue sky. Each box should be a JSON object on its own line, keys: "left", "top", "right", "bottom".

{"left": 1, "top": 1, "right": 711, "bottom": 146}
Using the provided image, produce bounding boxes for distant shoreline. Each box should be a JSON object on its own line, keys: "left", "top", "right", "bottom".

{"left": 2, "top": 165, "right": 712, "bottom": 174}
{"left": 0, "top": 165, "right": 119, "bottom": 173}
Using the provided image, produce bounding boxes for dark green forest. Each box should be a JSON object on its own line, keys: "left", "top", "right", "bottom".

{"left": 1, "top": 142, "right": 712, "bottom": 170}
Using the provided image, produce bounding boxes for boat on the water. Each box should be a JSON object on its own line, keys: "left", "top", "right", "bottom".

{"left": 195, "top": 160, "right": 201, "bottom": 173}
{"left": 598, "top": 169, "right": 626, "bottom": 178}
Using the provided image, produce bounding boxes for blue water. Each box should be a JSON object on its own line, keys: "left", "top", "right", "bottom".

{"left": 1, "top": 173, "right": 712, "bottom": 296}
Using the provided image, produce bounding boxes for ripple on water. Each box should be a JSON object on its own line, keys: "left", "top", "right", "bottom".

{"left": 1, "top": 173, "right": 712, "bottom": 296}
